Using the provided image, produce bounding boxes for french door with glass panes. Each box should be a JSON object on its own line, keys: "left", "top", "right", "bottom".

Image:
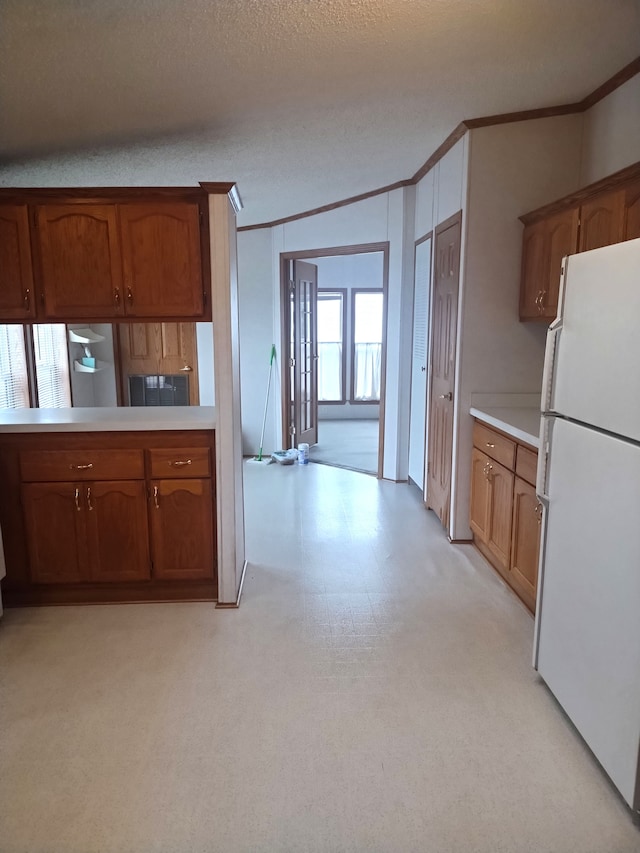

{"left": 288, "top": 260, "right": 318, "bottom": 447}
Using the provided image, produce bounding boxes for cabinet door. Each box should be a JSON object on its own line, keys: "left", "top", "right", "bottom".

{"left": 119, "top": 203, "right": 204, "bottom": 318}
{"left": 36, "top": 204, "right": 124, "bottom": 318}
{"left": 85, "top": 480, "right": 151, "bottom": 582}
{"left": 579, "top": 189, "right": 625, "bottom": 252}
{"left": 543, "top": 208, "right": 579, "bottom": 320}
{"left": 519, "top": 221, "right": 547, "bottom": 320}
{"left": 510, "top": 477, "right": 541, "bottom": 613}
{"left": 21, "top": 482, "right": 88, "bottom": 583}
{"left": 149, "top": 479, "right": 214, "bottom": 580}
{"left": 624, "top": 181, "right": 640, "bottom": 241}
{"left": 0, "top": 205, "right": 36, "bottom": 320}
{"left": 469, "top": 448, "right": 491, "bottom": 541}
{"left": 485, "top": 458, "right": 514, "bottom": 574}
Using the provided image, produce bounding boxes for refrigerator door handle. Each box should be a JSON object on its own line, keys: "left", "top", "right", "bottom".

{"left": 541, "top": 323, "right": 561, "bottom": 414}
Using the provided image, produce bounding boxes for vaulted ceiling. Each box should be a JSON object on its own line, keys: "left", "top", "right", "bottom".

{"left": 1, "top": 0, "right": 639, "bottom": 226}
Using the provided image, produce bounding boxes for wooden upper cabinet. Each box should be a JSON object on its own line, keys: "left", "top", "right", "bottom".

{"left": 578, "top": 189, "right": 625, "bottom": 252}
{"left": 36, "top": 204, "right": 124, "bottom": 319}
{"left": 119, "top": 203, "right": 204, "bottom": 318}
{"left": 624, "top": 181, "right": 640, "bottom": 241}
{"left": 519, "top": 221, "right": 547, "bottom": 320}
{"left": 0, "top": 205, "right": 36, "bottom": 320}
{"left": 520, "top": 208, "right": 578, "bottom": 321}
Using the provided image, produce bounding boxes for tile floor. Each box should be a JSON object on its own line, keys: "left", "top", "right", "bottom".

{"left": 0, "top": 462, "right": 638, "bottom": 852}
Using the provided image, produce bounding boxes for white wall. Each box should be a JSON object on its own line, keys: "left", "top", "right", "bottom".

{"left": 68, "top": 323, "right": 118, "bottom": 407}
{"left": 452, "top": 114, "right": 583, "bottom": 539}
{"left": 580, "top": 74, "right": 640, "bottom": 186}
{"left": 312, "top": 252, "right": 383, "bottom": 422}
{"left": 414, "top": 136, "right": 468, "bottom": 241}
{"left": 196, "top": 323, "right": 215, "bottom": 405}
{"left": 237, "top": 228, "right": 275, "bottom": 455}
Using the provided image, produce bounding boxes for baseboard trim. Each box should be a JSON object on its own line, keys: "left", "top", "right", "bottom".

{"left": 448, "top": 537, "right": 473, "bottom": 544}
{"left": 215, "top": 559, "right": 248, "bottom": 609}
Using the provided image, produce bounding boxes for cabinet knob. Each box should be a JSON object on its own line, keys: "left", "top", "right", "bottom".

{"left": 485, "top": 442, "right": 495, "bottom": 448}
{"left": 114, "top": 288, "right": 121, "bottom": 307}
{"left": 127, "top": 287, "right": 134, "bottom": 305}
{"left": 23, "top": 289, "right": 31, "bottom": 311}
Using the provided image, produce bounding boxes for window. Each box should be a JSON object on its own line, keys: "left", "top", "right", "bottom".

{"left": 352, "top": 290, "right": 384, "bottom": 402}
{"left": 0, "top": 324, "right": 72, "bottom": 409}
{"left": 317, "top": 290, "right": 346, "bottom": 403}
{"left": 0, "top": 326, "right": 30, "bottom": 408}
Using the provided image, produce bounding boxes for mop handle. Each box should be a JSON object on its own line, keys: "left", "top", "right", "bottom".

{"left": 258, "top": 345, "right": 276, "bottom": 457}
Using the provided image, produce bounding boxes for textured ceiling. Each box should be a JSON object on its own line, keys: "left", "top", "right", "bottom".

{"left": 1, "top": 0, "right": 639, "bottom": 226}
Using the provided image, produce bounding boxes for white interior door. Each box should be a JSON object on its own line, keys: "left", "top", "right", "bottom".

{"left": 408, "top": 236, "right": 432, "bottom": 488}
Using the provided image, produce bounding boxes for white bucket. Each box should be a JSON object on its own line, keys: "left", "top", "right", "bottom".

{"left": 297, "top": 443, "right": 309, "bottom": 464}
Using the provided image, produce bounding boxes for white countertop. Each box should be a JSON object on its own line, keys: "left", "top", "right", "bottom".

{"left": 470, "top": 406, "right": 540, "bottom": 448}
{"left": 0, "top": 406, "right": 216, "bottom": 433}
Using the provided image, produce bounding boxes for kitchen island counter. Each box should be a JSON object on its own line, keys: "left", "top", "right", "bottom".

{"left": 0, "top": 406, "right": 216, "bottom": 433}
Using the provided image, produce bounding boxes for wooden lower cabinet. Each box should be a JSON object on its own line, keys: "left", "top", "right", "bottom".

{"left": 470, "top": 421, "right": 541, "bottom": 613}
{"left": 149, "top": 479, "right": 214, "bottom": 580}
{"left": 509, "top": 477, "right": 541, "bottom": 612}
{"left": 0, "top": 429, "right": 217, "bottom": 606}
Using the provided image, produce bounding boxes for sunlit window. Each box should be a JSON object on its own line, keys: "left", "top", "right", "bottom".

{"left": 317, "top": 291, "right": 344, "bottom": 402}
{"left": 352, "top": 291, "right": 383, "bottom": 402}
{"left": 0, "top": 324, "right": 71, "bottom": 409}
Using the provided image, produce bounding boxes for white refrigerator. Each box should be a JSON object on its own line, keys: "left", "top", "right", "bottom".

{"left": 534, "top": 237, "right": 640, "bottom": 818}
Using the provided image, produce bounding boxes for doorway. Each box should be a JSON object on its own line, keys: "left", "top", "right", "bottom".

{"left": 280, "top": 243, "right": 389, "bottom": 477}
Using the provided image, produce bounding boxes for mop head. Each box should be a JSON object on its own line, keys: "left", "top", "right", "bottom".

{"left": 247, "top": 454, "right": 272, "bottom": 465}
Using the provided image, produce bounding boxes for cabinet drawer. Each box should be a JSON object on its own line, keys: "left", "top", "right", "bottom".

{"left": 472, "top": 422, "right": 516, "bottom": 470}
{"left": 148, "top": 447, "right": 210, "bottom": 478}
{"left": 20, "top": 449, "right": 145, "bottom": 482}
{"left": 515, "top": 445, "right": 538, "bottom": 487}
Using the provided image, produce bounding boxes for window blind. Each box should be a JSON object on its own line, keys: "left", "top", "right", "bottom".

{"left": 0, "top": 325, "right": 30, "bottom": 408}
{"left": 33, "top": 324, "right": 72, "bottom": 408}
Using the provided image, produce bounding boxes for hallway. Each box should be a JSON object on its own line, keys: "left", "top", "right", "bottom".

{"left": 0, "top": 464, "right": 637, "bottom": 852}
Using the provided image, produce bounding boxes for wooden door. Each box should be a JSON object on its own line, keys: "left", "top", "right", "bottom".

{"left": 408, "top": 235, "right": 431, "bottom": 489}
{"left": 485, "top": 459, "right": 514, "bottom": 574}
{"left": 291, "top": 260, "right": 318, "bottom": 447}
{"left": 426, "top": 213, "right": 461, "bottom": 529}
{"left": 21, "top": 482, "right": 88, "bottom": 583}
{"left": 119, "top": 203, "right": 203, "bottom": 318}
{"left": 624, "top": 181, "right": 640, "bottom": 241}
{"left": 579, "top": 189, "right": 625, "bottom": 252}
{"left": 149, "top": 479, "right": 214, "bottom": 580}
{"left": 543, "top": 208, "right": 579, "bottom": 319}
{"left": 118, "top": 323, "right": 200, "bottom": 404}
{"left": 36, "top": 204, "right": 124, "bottom": 319}
{"left": 85, "top": 480, "right": 151, "bottom": 582}
{"left": 469, "top": 448, "right": 491, "bottom": 541}
{"left": 0, "top": 205, "right": 36, "bottom": 321}
{"left": 510, "top": 477, "right": 541, "bottom": 612}
{"left": 519, "top": 221, "right": 547, "bottom": 320}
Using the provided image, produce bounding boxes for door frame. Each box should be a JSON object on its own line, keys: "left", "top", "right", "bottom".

{"left": 279, "top": 241, "right": 389, "bottom": 479}
{"left": 407, "top": 230, "right": 433, "bottom": 494}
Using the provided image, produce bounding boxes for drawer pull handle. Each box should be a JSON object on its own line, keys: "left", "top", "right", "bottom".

{"left": 74, "top": 487, "right": 81, "bottom": 512}
{"left": 169, "top": 459, "right": 192, "bottom": 467}
{"left": 114, "top": 287, "right": 121, "bottom": 307}
{"left": 485, "top": 442, "right": 495, "bottom": 448}
{"left": 153, "top": 485, "right": 160, "bottom": 509}
{"left": 127, "top": 287, "right": 134, "bottom": 305}
{"left": 86, "top": 487, "right": 94, "bottom": 511}
{"left": 70, "top": 463, "right": 93, "bottom": 470}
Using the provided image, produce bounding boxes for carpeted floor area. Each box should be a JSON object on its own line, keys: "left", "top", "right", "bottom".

{"left": 309, "top": 417, "right": 379, "bottom": 474}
